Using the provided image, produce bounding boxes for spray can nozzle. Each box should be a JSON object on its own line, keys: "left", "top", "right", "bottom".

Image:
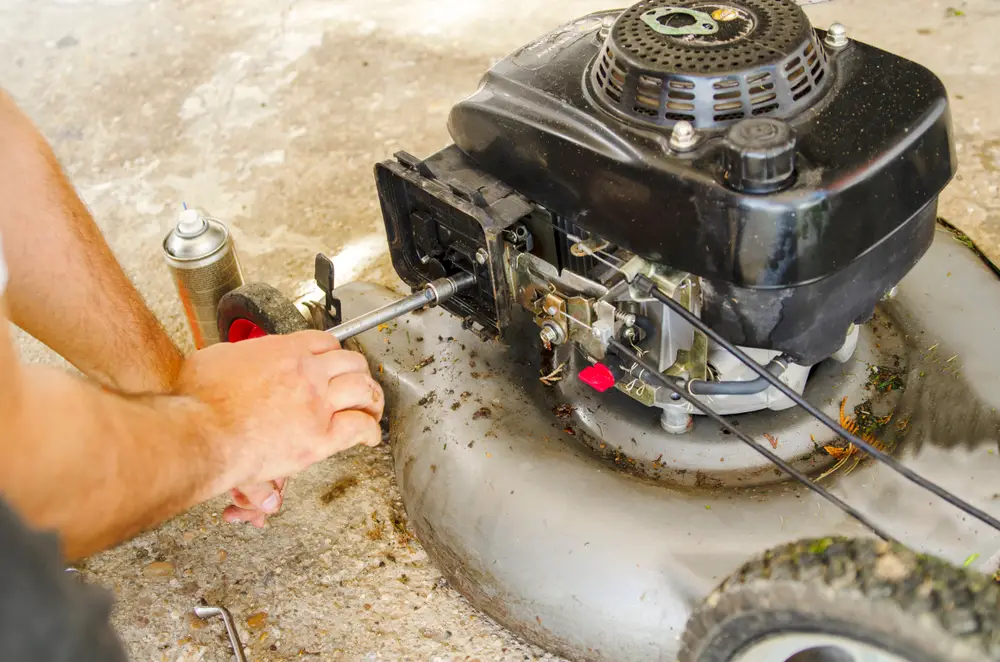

{"left": 176, "top": 208, "right": 208, "bottom": 237}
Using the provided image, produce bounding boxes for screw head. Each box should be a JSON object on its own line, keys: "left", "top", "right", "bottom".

{"left": 475, "top": 248, "right": 488, "bottom": 265}
{"left": 825, "top": 22, "right": 849, "bottom": 48}
{"left": 669, "top": 121, "right": 700, "bottom": 152}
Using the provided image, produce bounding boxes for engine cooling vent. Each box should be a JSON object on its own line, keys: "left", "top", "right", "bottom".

{"left": 590, "top": 0, "right": 832, "bottom": 129}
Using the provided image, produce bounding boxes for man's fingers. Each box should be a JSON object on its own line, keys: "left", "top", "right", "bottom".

{"left": 231, "top": 480, "right": 284, "bottom": 514}
{"left": 229, "top": 488, "right": 252, "bottom": 509}
{"left": 292, "top": 329, "right": 341, "bottom": 355}
{"left": 307, "top": 349, "right": 370, "bottom": 383}
{"left": 223, "top": 504, "right": 267, "bottom": 528}
{"left": 328, "top": 410, "right": 382, "bottom": 449}
{"left": 326, "top": 373, "right": 385, "bottom": 419}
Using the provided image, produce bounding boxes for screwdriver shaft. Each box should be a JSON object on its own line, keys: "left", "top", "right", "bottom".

{"left": 328, "top": 272, "right": 476, "bottom": 342}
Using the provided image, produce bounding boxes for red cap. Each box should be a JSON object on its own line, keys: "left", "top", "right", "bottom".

{"left": 579, "top": 364, "right": 616, "bottom": 393}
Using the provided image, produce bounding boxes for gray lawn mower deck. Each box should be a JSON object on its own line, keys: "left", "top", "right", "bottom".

{"left": 335, "top": 227, "right": 1000, "bottom": 662}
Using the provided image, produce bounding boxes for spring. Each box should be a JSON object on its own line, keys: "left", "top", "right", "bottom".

{"left": 614, "top": 310, "right": 637, "bottom": 326}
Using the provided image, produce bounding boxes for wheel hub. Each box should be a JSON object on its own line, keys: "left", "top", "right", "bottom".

{"left": 227, "top": 318, "right": 267, "bottom": 342}
{"left": 733, "top": 632, "right": 910, "bottom": 662}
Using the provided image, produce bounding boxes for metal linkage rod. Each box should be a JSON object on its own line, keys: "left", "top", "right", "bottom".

{"left": 633, "top": 274, "right": 1000, "bottom": 533}
{"left": 609, "top": 339, "right": 894, "bottom": 541}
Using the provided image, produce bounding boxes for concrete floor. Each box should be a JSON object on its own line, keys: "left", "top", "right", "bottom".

{"left": 1, "top": 0, "right": 999, "bottom": 659}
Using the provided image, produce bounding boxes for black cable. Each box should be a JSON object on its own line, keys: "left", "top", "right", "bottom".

{"left": 609, "top": 339, "right": 894, "bottom": 541}
{"left": 634, "top": 274, "right": 1000, "bottom": 533}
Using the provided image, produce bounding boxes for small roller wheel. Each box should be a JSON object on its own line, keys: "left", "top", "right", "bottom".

{"left": 680, "top": 537, "right": 1000, "bottom": 662}
{"left": 217, "top": 283, "right": 310, "bottom": 343}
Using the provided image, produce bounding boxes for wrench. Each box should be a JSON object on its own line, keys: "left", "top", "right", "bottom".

{"left": 194, "top": 605, "right": 247, "bottom": 662}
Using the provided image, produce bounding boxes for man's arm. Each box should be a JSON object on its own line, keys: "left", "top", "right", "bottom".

{"left": 0, "top": 91, "right": 182, "bottom": 393}
{"left": 0, "top": 280, "right": 384, "bottom": 559}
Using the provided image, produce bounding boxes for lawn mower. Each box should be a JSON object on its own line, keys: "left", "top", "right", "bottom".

{"left": 214, "top": 2, "right": 1000, "bottom": 660}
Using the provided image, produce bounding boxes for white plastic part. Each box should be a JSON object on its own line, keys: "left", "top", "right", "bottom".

{"left": 176, "top": 208, "right": 208, "bottom": 237}
{"left": 829, "top": 324, "right": 861, "bottom": 364}
{"left": 694, "top": 345, "right": 812, "bottom": 416}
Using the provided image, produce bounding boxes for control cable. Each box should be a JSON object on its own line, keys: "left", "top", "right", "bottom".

{"left": 631, "top": 274, "right": 1000, "bottom": 533}
{"left": 608, "top": 338, "right": 894, "bottom": 541}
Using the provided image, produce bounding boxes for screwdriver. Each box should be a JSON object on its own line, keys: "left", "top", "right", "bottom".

{"left": 327, "top": 272, "right": 476, "bottom": 342}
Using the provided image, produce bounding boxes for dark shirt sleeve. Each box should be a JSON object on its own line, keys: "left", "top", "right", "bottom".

{"left": 0, "top": 498, "right": 128, "bottom": 662}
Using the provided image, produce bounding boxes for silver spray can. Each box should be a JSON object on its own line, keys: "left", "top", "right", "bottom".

{"left": 163, "top": 208, "right": 244, "bottom": 348}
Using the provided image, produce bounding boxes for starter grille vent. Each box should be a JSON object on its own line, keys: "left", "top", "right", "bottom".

{"left": 590, "top": 0, "right": 833, "bottom": 129}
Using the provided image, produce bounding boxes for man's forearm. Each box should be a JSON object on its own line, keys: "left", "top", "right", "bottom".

{"left": 1, "top": 364, "right": 226, "bottom": 560}
{"left": 0, "top": 91, "right": 182, "bottom": 392}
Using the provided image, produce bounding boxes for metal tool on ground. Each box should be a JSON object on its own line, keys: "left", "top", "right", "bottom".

{"left": 194, "top": 605, "right": 247, "bottom": 662}
{"left": 326, "top": 273, "right": 476, "bottom": 342}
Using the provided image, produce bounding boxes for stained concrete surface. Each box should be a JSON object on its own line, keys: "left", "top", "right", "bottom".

{"left": 0, "top": 0, "right": 998, "bottom": 660}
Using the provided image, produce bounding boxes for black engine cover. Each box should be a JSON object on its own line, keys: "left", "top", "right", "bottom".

{"left": 440, "top": 6, "right": 954, "bottom": 363}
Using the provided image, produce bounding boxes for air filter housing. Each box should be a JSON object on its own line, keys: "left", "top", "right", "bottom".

{"left": 591, "top": 0, "right": 831, "bottom": 128}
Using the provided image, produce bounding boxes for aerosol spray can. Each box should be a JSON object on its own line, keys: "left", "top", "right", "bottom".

{"left": 163, "top": 208, "right": 244, "bottom": 348}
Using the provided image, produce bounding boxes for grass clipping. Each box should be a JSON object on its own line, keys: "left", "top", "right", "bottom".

{"left": 817, "top": 365, "right": 906, "bottom": 480}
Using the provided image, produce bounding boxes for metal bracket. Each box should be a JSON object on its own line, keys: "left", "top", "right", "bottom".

{"left": 641, "top": 7, "right": 719, "bottom": 36}
{"left": 314, "top": 253, "right": 342, "bottom": 327}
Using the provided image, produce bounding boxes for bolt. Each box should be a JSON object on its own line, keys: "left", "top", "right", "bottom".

{"left": 825, "top": 23, "right": 849, "bottom": 49}
{"left": 660, "top": 403, "right": 693, "bottom": 435}
{"left": 545, "top": 305, "right": 559, "bottom": 316}
{"left": 475, "top": 248, "right": 488, "bottom": 265}
{"left": 539, "top": 324, "right": 562, "bottom": 346}
{"left": 598, "top": 13, "right": 616, "bottom": 39}
{"left": 669, "top": 121, "right": 700, "bottom": 152}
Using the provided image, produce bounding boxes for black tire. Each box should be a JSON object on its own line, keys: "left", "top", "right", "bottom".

{"left": 680, "top": 538, "right": 1000, "bottom": 662}
{"left": 217, "top": 283, "right": 310, "bottom": 342}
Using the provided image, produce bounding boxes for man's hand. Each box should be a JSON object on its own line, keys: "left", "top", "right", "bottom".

{"left": 175, "top": 330, "right": 384, "bottom": 511}
{"left": 223, "top": 480, "right": 286, "bottom": 528}
{"left": 2, "top": 320, "right": 384, "bottom": 558}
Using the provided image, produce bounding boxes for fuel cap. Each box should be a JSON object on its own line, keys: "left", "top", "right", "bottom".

{"left": 722, "top": 118, "right": 797, "bottom": 193}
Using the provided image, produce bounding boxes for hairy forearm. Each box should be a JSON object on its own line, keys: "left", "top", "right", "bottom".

{"left": 0, "top": 90, "right": 182, "bottom": 392}
{"left": 0, "top": 364, "right": 227, "bottom": 560}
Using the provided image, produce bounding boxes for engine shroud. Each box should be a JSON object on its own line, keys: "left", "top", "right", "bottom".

{"left": 377, "top": 0, "right": 956, "bottom": 364}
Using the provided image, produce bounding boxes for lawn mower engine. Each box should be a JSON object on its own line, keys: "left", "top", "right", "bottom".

{"left": 376, "top": 0, "right": 953, "bottom": 430}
